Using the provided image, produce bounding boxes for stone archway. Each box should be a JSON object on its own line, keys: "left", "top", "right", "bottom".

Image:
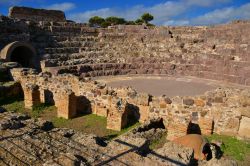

{"left": 0, "top": 41, "right": 38, "bottom": 68}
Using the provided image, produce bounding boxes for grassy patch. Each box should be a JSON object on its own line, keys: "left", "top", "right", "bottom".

{"left": 206, "top": 134, "right": 250, "bottom": 161}
{"left": 52, "top": 117, "right": 69, "bottom": 127}
{"left": 1, "top": 99, "right": 140, "bottom": 139}
{"left": 1, "top": 100, "right": 56, "bottom": 119}
{"left": 50, "top": 114, "right": 140, "bottom": 139}
{"left": 31, "top": 103, "right": 55, "bottom": 119}
{"left": 149, "top": 131, "right": 168, "bottom": 150}
{"left": 1, "top": 100, "right": 26, "bottom": 113}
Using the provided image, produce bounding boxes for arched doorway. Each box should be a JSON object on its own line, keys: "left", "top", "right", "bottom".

{"left": 0, "top": 41, "right": 38, "bottom": 68}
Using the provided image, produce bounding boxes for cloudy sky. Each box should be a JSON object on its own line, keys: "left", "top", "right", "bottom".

{"left": 0, "top": 0, "right": 250, "bottom": 26}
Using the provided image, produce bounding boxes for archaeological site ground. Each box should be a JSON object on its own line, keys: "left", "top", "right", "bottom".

{"left": 0, "top": 6, "right": 250, "bottom": 166}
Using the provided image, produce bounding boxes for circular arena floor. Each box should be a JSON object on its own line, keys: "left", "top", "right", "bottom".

{"left": 97, "top": 76, "right": 222, "bottom": 97}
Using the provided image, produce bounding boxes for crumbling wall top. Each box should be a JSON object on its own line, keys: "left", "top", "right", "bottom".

{"left": 8, "top": 6, "right": 66, "bottom": 22}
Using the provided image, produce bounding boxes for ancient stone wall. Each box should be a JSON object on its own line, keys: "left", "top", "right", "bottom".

{"left": 10, "top": 68, "right": 250, "bottom": 139}
{"left": 1, "top": 10, "right": 250, "bottom": 85}
{"left": 9, "top": 6, "right": 66, "bottom": 22}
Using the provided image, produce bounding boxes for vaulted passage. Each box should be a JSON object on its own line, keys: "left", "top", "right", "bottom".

{"left": 10, "top": 46, "right": 34, "bottom": 67}
{"left": 0, "top": 41, "right": 38, "bottom": 68}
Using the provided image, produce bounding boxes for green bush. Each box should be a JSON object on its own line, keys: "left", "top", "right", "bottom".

{"left": 105, "top": 16, "right": 126, "bottom": 25}
{"left": 89, "top": 16, "right": 105, "bottom": 27}
{"left": 141, "top": 13, "right": 154, "bottom": 24}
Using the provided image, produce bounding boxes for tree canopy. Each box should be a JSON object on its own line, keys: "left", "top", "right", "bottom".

{"left": 141, "top": 13, "right": 154, "bottom": 24}
{"left": 89, "top": 16, "right": 105, "bottom": 27}
{"left": 88, "top": 13, "right": 154, "bottom": 27}
{"left": 105, "top": 16, "right": 126, "bottom": 25}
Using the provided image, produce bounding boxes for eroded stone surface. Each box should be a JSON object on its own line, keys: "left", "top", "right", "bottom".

{"left": 238, "top": 116, "right": 250, "bottom": 139}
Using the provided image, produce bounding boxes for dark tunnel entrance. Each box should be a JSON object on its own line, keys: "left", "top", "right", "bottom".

{"left": 10, "top": 46, "right": 34, "bottom": 68}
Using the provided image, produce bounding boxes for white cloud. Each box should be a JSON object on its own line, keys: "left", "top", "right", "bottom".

{"left": 185, "top": 0, "right": 232, "bottom": 7}
{"left": 46, "top": 2, "right": 76, "bottom": 12}
{"left": 69, "top": 1, "right": 188, "bottom": 25}
{"left": 163, "top": 20, "right": 190, "bottom": 26}
{"left": 68, "top": 0, "right": 235, "bottom": 25}
{"left": 0, "top": 0, "right": 28, "bottom": 6}
{"left": 190, "top": 3, "right": 250, "bottom": 25}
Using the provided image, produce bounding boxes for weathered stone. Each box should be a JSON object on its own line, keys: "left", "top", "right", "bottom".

{"left": 195, "top": 99, "right": 205, "bottom": 107}
{"left": 0, "top": 119, "right": 24, "bottom": 130}
{"left": 24, "top": 83, "right": 41, "bottom": 109}
{"left": 35, "top": 119, "right": 54, "bottom": 131}
{"left": 239, "top": 107, "right": 250, "bottom": 118}
{"left": 183, "top": 98, "right": 194, "bottom": 106}
{"left": 54, "top": 90, "right": 77, "bottom": 119}
{"left": 238, "top": 116, "right": 250, "bottom": 139}
{"left": 149, "top": 141, "right": 194, "bottom": 165}
{"left": 9, "top": 6, "right": 66, "bottom": 22}
{"left": 173, "top": 134, "right": 209, "bottom": 160}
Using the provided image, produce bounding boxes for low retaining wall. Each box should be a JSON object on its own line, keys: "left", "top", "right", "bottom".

{"left": 11, "top": 68, "right": 250, "bottom": 139}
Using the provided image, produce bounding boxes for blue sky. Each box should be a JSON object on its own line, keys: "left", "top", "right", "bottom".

{"left": 0, "top": 0, "right": 250, "bottom": 25}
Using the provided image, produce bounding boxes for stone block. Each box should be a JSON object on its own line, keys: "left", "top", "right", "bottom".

{"left": 24, "top": 84, "right": 41, "bottom": 109}
{"left": 183, "top": 98, "right": 194, "bottom": 106}
{"left": 55, "top": 90, "right": 77, "bottom": 119}
{"left": 238, "top": 116, "right": 250, "bottom": 139}
{"left": 166, "top": 118, "right": 190, "bottom": 141}
{"left": 220, "top": 118, "right": 240, "bottom": 136}
{"left": 194, "top": 99, "right": 205, "bottom": 107}
{"left": 92, "top": 104, "right": 108, "bottom": 117}
{"left": 106, "top": 104, "right": 128, "bottom": 131}
{"left": 138, "top": 105, "right": 150, "bottom": 123}
{"left": 198, "top": 118, "right": 213, "bottom": 135}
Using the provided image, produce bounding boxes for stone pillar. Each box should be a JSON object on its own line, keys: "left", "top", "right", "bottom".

{"left": 138, "top": 105, "right": 150, "bottom": 123}
{"left": 107, "top": 100, "right": 128, "bottom": 131}
{"left": 166, "top": 117, "right": 190, "bottom": 141}
{"left": 40, "top": 89, "right": 45, "bottom": 103}
{"left": 198, "top": 117, "right": 213, "bottom": 135}
{"left": 54, "top": 90, "right": 77, "bottom": 119}
{"left": 24, "top": 83, "right": 41, "bottom": 109}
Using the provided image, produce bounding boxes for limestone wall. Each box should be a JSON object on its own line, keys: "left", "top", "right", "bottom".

{"left": 8, "top": 6, "right": 66, "bottom": 22}
{"left": 10, "top": 68, "right": 250, "bottom": 139}
{"left": 1, "top": 12, "right": 250, "bottom": 85}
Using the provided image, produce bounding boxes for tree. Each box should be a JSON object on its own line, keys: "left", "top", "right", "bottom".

{"left": 105, "top": 16, "right": 126, "bottom": 25}
{"left": 89, "top": 16, "right": 105, "bottom": 27}
{"left": 141, "top": 13, "right": 154, "bottom": 24}
{"left": 101, "top": 21, "right": 111, "bottom": 28}
{"left": 126, "top": 21, "right": 136, "bottom": 25}
{"left": 135, "top": 19, "right": 144, "bottom": 25}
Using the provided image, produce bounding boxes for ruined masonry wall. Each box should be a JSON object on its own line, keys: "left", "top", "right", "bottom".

{"left": 9, "top": 6, "right": 66, "bottom": 22}
{"left": 11, "top": 68, "right": 250, "bottom": 139}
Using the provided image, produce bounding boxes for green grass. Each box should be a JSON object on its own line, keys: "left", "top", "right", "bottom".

{"left": 206, "top": 134, "right": 250, "bottom": 161}
{"left": 31, "top": 103, "right": 55, "bottom": 118}
{"left": 149, "top": 131, "right": 168, "bottom": 150}
{"left": 51, "top": 114, "right": 140, "bottom": 140}
{"left": 1, "top": 100, "right": 26, "bottom": 113}
{"left": 1, "top": 100, "right": 55, "bottom": 119}
{"left": 1, "top": 98, "right": 140, "bottom": 140}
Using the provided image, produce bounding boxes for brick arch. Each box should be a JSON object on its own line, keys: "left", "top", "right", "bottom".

{"left": 0, "top": 41, "right": 38, "bottom": 68}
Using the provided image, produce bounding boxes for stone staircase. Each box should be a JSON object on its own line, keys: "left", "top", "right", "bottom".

{"left": 39, "top": 22, "right": 250, "bottom": 85}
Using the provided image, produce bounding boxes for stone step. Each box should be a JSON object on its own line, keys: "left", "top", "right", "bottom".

{"left": 49, "top": 25, "right": 82, "bottom": 32}
{"left": 51, "top": 35, "right": 99, "bottom": 42}
{"left": 44, "top": 47, "right": 79, "bottom": 54}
